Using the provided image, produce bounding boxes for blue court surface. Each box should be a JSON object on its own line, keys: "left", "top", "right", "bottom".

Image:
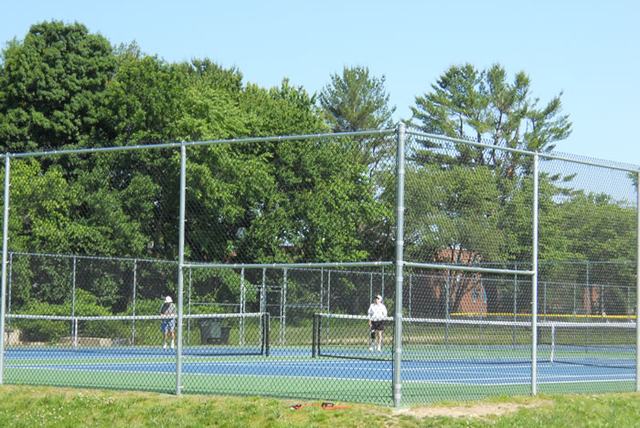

{"left": 4, "top": 346, "right": 635, "bottom": 386}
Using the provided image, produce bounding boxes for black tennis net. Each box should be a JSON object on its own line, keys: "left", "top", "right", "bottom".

{"left": 7, "top": 312, "right": 270, "bottom": 357}
{"left": 312, "top": 313, "right": 636, "bottom": 368}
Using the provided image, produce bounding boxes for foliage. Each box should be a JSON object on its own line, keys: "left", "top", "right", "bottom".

{"left": 0, "top": 23, "right": 634, "bottom": 323}
{"left": 411, "top": 63, "right": 571, "bottom": 177}
{"left": 319, "top": 65, "right": 395, "bottom": 132}
{"left": 14, "top": 289, "right": 111, "bottom": 342}
{"left": 0, "top": 21, "right": 116, "bottom": 152}
{"left": 318, "top": 66, "right": 396, "bottom": 177}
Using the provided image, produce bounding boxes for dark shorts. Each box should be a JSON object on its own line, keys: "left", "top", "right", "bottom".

{"left": 161, "top": 319, "right": 176, "bottom": 333}
{"left": 371, "top": 321, "right": 384, "bottom": 331}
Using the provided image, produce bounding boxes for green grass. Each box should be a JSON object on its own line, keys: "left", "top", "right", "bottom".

{"left": 0, "top": 385, "right": 640, "bottom": 427}
{"left": 6, "top": 364, "right": 635, "bottom": 407}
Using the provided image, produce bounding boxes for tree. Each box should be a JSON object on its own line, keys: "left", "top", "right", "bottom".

{"left": 408, "top": 64, "right": 573, "bottom": 313}
{"left": 319, "top": 66, "right": 395, "bottom": 132}
{"left": 404, "top": 164, "right": 505, "bottom": 314}
{"left": 183, "top": 80, "right": 386, "bottom": 264}
{"left": 0, "top": 21, "right": 116, "bottom": 152}
{"left": 411, "top": 63, "right": 572, "bottom": 178}
{"left": 553, "top": 192, "right": 636, "bottom": 315}
{"left": 318, "top": 66, "right": 396, "bottom": 178}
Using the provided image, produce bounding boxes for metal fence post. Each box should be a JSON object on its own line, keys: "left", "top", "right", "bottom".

{"left": 71, "top": 256, "right": 77, "bottom": 336}
{"left": 392, "top": 123, "right": 406, "bottom": 407}
{"left": 132, "top": 259, "right": 137, "bottom": 345}
{"left": 240, "top": 267, "right": 245, "bottom": 346}
{"left": 176, "top": 143, "right": 187, "bottom": 395}
{"left": 531, "top": 153, "right": 540, "bottom": 395}
{"left": 260, "top": 268, "right": 266, "bottom": 314}
{"left": 636, "top": 170, "right": 640, "bottom": 392}
{"left": 186, "top": 266, "right": 192, "bottom": 346}
{"left": 0, "top": 155, "right": 11, "bottom": 384}
{"left": 281, "top": 268, "right": 287, "bottom": 345}
{"left": 6, "top": 252, "right": 11, "bottom": 316}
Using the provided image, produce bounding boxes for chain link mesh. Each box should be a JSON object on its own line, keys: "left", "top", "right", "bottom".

{"left": 0, "top": 130, "right": 637, "bottom": 405}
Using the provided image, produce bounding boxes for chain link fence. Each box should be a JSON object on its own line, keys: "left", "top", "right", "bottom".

{"left": 0, "top": 127, "right": 637, "bottom": 406}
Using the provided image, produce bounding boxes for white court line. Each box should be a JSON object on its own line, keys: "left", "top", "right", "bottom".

{"left": 7, "top": 365, "right": 393, "bottom": 383}
{"left": 409, "top": 377, "right": 635, "bottom": 385}
{"left": 8, "top": 363, "right": 635, "bottom": 385}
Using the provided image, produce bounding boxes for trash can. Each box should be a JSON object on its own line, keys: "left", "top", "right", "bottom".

{"left": 199, "top": 319, "right": 230, "bottom": 344}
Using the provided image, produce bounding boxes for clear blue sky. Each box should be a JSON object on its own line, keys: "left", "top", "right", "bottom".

{"left": 2, "top": 0, "right": 639, "bottom": 166}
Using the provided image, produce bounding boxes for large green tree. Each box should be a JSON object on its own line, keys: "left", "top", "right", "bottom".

{"left": 318, "top": 66, "right": 396, "bottom": 179}
{"left": 411, "top": 64, "right": 572, "bottom": 177}
{"left": 409, "top": 64, "right": 573, "bottom": 312}
{"left": 319, "top": 66, "right": 395, "bottom": 132}
{"left": 0, "top": 21, "right": 116, "bottom": 152}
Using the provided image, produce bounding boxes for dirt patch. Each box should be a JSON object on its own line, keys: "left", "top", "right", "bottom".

{"left": 395, "top": 400, "right": 552, "bottom": 419}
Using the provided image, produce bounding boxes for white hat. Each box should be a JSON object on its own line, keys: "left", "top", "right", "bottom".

{"left": 375, "top": 295, "right": 382, "bottom": 300}
{"left": 165, "top": 296, "right": 173, "bottom": 303}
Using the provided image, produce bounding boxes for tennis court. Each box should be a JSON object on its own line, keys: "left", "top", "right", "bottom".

{"left": 0, "top": 128, "right": 637, "bottom": 407}
{"left": 4, "top": 313, "right": 636, "bottom": 405}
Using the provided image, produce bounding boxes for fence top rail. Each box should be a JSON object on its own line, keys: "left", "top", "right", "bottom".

{"left": 7, "top": 129, "right": 397, "bottom": 159}
{"left": 407, "top": 130, "right": 640, "bottom": 173}
{"left": 4, "top": 128, "right": 637, "bottom": 173}
{"left": 185, "top": 261, "right": 394, "bottom": 270}
{"left": 404, "top": 261, "right": 534, "bottom": 276}
{"left": 8, "top": 250, "right": 178, "bottom": 265}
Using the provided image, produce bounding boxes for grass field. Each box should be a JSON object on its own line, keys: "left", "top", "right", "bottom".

{"left": 0, "top": 385, "right": 640, "bottom": 427}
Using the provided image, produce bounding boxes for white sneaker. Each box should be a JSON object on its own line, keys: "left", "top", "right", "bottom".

{"left": 377, "top": 345, "right": 382, "bottom": 352}
{"left": 369, "top": 346, "right": 373, "bottom": 351}
{"left": 171, "top": 342, "right": 175, "bottom": 349}
{"left": 163, "top": 343, "right": 167, "bottom": 349}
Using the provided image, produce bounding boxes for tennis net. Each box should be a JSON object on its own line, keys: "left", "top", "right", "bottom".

{"left": 7, "top": 312, "right": 270, "bottom": 357}
{"left": 312, "top": 313, "right": 636, "bottom": 368}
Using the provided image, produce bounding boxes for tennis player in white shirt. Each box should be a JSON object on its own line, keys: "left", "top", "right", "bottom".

{"left": 367, "top": 294, "right": 387, "bottom": 352}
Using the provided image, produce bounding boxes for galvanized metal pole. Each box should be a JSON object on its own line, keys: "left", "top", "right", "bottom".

{"left": 261, "top": 268, "right": 266, "bottom": 314}
{"left": 392, "top": 123, "right": 406, "bottom": 407}
{"left": 71, "top": 256, "right": 77, "bottom": 337}
{"left": 327, "top": 270, "right": 331, "bottom": 313}
{"left": 0, "top": 155, "right": 10, "bottom": 384}
{"left": 132, "top": 259, "right": 137, "bottom": 344}
{"left": 281, "top": 268, "right": 287, "bottom": 345}
{"left": 176, "top": 143, "right": 187, "bottom": 395}
{"left": 513, "top": 274, "right": 518, "bottom": 346}
{"left": 408, "top": 273, "right": 412, "bottom": 318}
{"left": 531, "top": 153, "right": 540, "bottom": 395}
{"left": 186, "top": 267, "right": 192, "bottom": 346}
{"left": 240, "top": 267, "right": 245, "bottom": 346}
{"left": 445, "top": 274, "right": 450, "bottom": 344}
{"left": 6, "top": 252, "right": 11, "bottom": 316}
{"left": 320, "top": 268, "right": 324, "bottom": 311}
{"left": 636, "top": 171, "right": 639, "bottom": 392}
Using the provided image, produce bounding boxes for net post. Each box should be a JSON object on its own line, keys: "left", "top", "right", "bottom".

{"left": 312, "top": 313, "right": 318, "bottom": 358}
{"left": 392, "top": 123, "right": 406, "bottom": 407}
{"left": 531, "top": 152, "right": 540, "bottom": 395}
{"left": 0, "top": 154, "right": 10, "bottom": 384}
{"left": 636, "top": 170, "right": 640, "bottom": 392}
{"left": 175, "top": 143, "right": 187, "bottom": 395}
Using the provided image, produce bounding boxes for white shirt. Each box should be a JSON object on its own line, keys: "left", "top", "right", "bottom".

{"left": 368, "top": 302, "right": 388, "bottom": 321}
